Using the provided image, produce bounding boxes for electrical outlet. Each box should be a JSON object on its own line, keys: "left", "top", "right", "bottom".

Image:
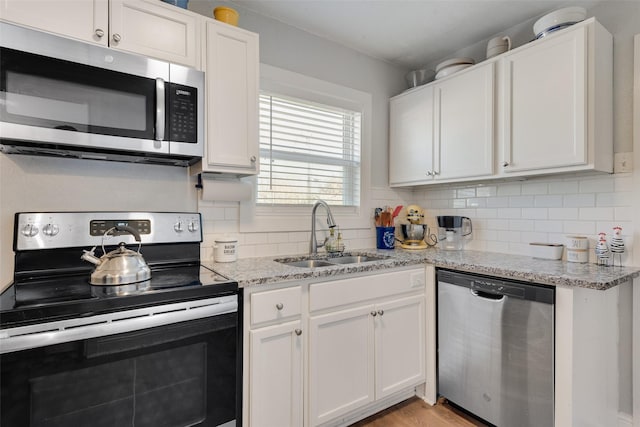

{"left": 614, "top": 152, "right": 633, "bottom": 173}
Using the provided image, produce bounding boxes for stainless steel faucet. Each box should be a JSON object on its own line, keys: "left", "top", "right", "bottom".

{"left": 309, "top": 200, "right": 337, "bottom": 255}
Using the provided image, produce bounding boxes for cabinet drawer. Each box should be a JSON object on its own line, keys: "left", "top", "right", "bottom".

{"left": 310, "top": 268, "right": 425, "bottom": 312}
{"left": 251, "top": 286, "right": 301, "bottom": 326}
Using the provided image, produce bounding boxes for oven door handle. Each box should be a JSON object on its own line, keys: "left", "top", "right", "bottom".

{"left": 0, "top": 296, "right": 237, "bottom": 354}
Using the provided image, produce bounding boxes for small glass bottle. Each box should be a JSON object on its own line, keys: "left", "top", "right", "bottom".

{"left": 325, "top": 227, "right": 337, "bottom": 253}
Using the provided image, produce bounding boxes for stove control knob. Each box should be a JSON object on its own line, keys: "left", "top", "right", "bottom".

{"left": 188, "top": 220, "right": 199, "bottom": 233}
{"left": 21, "top": 224, "right": 39, "bottom": 237}
{"left": 174, "top": 221, "right": 184, "bottom": 232}
{"left": 42, "top": 223, "right": 60, "bottom": 236}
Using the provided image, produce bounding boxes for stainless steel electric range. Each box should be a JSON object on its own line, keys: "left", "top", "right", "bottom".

{"left": 0, "top": 212, "right": 241, "bottom": 427}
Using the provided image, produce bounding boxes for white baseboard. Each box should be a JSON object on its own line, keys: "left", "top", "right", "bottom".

{"left": 618, "top": 411, "right": 633, "bottom": 427}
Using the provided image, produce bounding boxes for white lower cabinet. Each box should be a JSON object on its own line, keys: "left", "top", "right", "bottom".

{"left": 249, "top": 320, "right": 303, "bottom": 427}
{"left": 308, "top": 294, "right": 425, "bottom": 426}
{"left": 246, "top": 285, "right": 303, "bottom": 427}
{"left": 244, "top": 267, "right": 427, "bottom": 427}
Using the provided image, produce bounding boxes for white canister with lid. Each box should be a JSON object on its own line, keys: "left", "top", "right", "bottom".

{"left": 214, "top": 237, "right": 238, "bottom": 262}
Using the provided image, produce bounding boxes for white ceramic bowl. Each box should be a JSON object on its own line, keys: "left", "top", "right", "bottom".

{"left": 530, "top": 243, "right": 564, "bottom": 260}
{"left": 435, "top": 63, "right": 473, "bottom": 80}
{"left": 533, "top": 7, "right": 586, "bottom": 38}
{"left": 435, "top": 57, "right": 474, "bottom": 73}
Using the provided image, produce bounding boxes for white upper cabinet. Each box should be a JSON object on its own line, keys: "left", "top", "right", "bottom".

{"left": 110, "top": 0, "right": 200, "bottom": 68}
{"left": 434, "top": 62, "right": 494, "bottom": 181}
{"left": 192, "top": 20, "right": 260, "bottom": 175}
{"left": 389, "top": 62, "right": 494, "bottom": 186}
{"left": 389, "top": 18, "right": 613, "bottom": 187}
{"left": 500, "top": 19, "right": 612, "bottom": 176}
{"left": 0, "top": 0, "right": 200, "bottom": 68}
{"left": 0, "top": 0, "right": 109, "bottom": 46}
{"left": 389, "top": 85, "right": 434, "bottom": 186}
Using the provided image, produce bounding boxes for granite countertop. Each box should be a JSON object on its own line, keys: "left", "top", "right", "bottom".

{"left": 203, "top": 248, "right": 640, "bottom": 291}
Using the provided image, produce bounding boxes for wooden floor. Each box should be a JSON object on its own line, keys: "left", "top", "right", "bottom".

{"left": 349, "top": 397, "right": 488, "bottom": 427}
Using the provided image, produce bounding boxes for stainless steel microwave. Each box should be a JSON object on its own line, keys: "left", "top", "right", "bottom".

{"left": 0, "top": 22, "right": 204, "bottom": 166}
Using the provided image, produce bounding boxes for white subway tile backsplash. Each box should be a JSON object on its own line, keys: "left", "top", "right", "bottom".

{"left": 486, "top": 219, "right": 510, "bottom": 231}
{"left": 579, "top": 177, "right": 615, "bottom": 193}
{"left": 563, "top": 221, "right": 596, "bottom": 235}
{"left": 475, "top": 208, "right": 498, "bottom": 219}
{"left": 614, "top": 175, "right": 633, "bottom": 192}
{"left": 457, "top": 188, "right": 476, "bottom": 199}
{"left": 497, "top": 230, "right": 521, "bottom": 242}
{"left": 497, "top": 208, "right": 522, "bottom": 219}
{"left": 521, "top": 208, "right": 548, "bottom": 220}
{"left": 476, "top": 186, "right": 498, "bottom": 197}
{"left": 534, "top": 195, "right": 563, "bottom": 208}
{"left": 521, "top": 182, "right": 549, "bottom": 195}
{"left": 486, "top": 197, "right": 510, "bottom": 208}
{"left": 596, "top": 191, "right": 633, "bottom": 207}
{"left": 549, "top": 207, "right": 579, "bottom": 220}
{"left": 521, "top": 232, "right": 549, "bottom": 244}
{"left": 548, "top": 180, "right": 579, "bottom": 194}
{"left": 497, "top": 184, "right": 521, "bottom": 196}
{"left": 563, "top": 193, "right": 595, "bottom": 207}
{"left": 245, "top": 233, "right": 269, "bottom": 245}
{"left": 535, "top": 220, "right": 563, "bottom": 233}
{"left": 466, "top": 198, "right": 487, "bottom": 208}
{"left": 579, "top": 207, "right": 614, "bottom": 221}
{"left": 452, "top": 199, "right": 467, "bottom": 208}
{"left": 509, "top": 196, "right": 535, "bottom": 208}
{"left": 615, "top": 207, "right": 634, "bottom": 222}
{"left": 509, "top": 219, "right": 535, "bottom": 231}
{"left": 268, "top": 232, "right": 290, "bottom": 244}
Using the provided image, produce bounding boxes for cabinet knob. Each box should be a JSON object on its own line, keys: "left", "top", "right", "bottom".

{"left": 294, "top": 329, "right": 302, "bottom": 336}
{"left": 95, "top": 28, "right": 105, "bottom": 38}
{"left": 371, "top": 311, "right": 377, "bottom": 317}
{"left": 276, "top": 303, "right": 284, "bottom": 310}
{"left": 377, "top": 309, "right": 384, "bottom": 316}
{"left": 502, "top": 161, "right": 509, "bottom": 167}
{"left": 432, "top": 171, "right": 439, "bottom": 176}
{"left": 426, "top": 171, "right": 433, "bottom": 176}
{"left": 112, "top": 33, "right": 122, "bottom": 43}
{"left": 250, "top": 156, "right": 257, "bottom": 163}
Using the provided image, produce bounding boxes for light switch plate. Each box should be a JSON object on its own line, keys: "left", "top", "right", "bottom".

{"left": 614, "top": 152, "right": 633, "bottom": 173}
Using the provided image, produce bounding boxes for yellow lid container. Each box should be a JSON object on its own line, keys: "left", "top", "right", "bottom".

{"left": 214, "top": 6, "right": 239, "bottom": 26}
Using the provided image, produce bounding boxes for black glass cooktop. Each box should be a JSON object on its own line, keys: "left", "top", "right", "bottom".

{"left": 0, "top": 265, "right": 237, "bottom": 328}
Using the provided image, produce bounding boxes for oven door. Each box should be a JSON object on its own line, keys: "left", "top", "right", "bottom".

{"left": 0, "top": 297, "right": 239, "bottom": 427}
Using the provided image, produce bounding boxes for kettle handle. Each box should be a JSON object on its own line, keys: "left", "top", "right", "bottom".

{"left": 113, "top": 225, "right": 141, "bottom": 242}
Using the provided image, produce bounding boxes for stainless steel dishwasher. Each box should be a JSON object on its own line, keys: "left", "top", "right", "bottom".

{"left": 437, "top": 269, "right": 554, "bottom": 427}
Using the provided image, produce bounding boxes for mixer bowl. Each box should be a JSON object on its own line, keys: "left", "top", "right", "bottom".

{"left": 400, "top": 224, "right": 428, "bottom": 241}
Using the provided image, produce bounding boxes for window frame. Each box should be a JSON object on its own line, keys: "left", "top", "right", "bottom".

{"left": 240, "top": 64, "right": 372, "bottom": 233}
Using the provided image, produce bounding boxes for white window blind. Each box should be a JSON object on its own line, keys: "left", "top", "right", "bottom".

{"left": 257, "top": 92, "right": 361, "bottom": 206}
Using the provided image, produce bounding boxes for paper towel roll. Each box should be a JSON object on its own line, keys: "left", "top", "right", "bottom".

{"left": 200, "top": 179, "right": 252, "bottom": 202}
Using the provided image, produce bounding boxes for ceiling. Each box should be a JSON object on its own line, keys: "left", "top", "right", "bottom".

{"left": 231, "top": 0, "right": 603, "bottom": 70}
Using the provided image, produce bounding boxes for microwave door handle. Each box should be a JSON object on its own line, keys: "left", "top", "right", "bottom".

{"left": 155, "top": 78, "right": 165, "bottom": 141}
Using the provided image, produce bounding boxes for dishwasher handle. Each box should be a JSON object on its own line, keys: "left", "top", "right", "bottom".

{"left": 470, "top": 289, "right": 505, "bottom": 301}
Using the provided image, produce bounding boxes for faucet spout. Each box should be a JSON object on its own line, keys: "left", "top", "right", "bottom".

{"left": 310, "top": 200, "right": 337, "bottom": 254}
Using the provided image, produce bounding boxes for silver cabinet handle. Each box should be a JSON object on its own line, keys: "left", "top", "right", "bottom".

{"left": 95, "top": 28, "right": 105, "bottom": 38}
{"left": 502, "top": 161, "right": 509, "bottom": 167}
{"left": 371, "top": 311, "right": 377, "bottom": 317}
{"left": 294, "top": 329, "right": 302, "bottom": 336}
{"left": 276, "top": 303, "right": 284, "bottom": 310}
{"left": 426, "top": 171, "right": 433, "bottom": 176}
{"left": 432, "top": 171, "right": 439, "bottom": 176}
{"left": 377, "top": 309, "right": 384, "bottom": 316}
{"left": 112, "top": 33, "right": 122, "bottom": 43}
{"left": 250, "top": 156, "right": 257, "bottom": 163}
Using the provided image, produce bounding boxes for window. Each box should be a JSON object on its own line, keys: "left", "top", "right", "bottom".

{"left": 257, "top": 93, "right": 361, "bottom": 207}
{"left": 240, "top": 64, "right": 371, "bottom": 233}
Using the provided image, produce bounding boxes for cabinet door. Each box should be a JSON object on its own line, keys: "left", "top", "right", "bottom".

{"left": 202, "top": 20, "right": 259, "bottom": 175}
{"left": 434, "top": 63, "right": 494, "bottom": 180}
{"left": 249, "top": 320, "right": 303, "bottom": 427}
{"left": 308, "top": 305, "right": 375, "bottom": 426}
{"left": 389, "top": 85, "right": 434, "bottom": 186}
{"left": 375, "top": 295, "right": 425, "bottom": 399}
{"left": 109, "top": 0, "right": 200, "bottom": 68}
{"left": 0, "top": 0, "right": 108, "bottom": 45}
{"left": 502, "top": 26, "right": 587, "bottom": 173}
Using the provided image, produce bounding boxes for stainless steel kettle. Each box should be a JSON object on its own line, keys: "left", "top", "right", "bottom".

{"left": 81, "top": 225, "right": 151, "bottom": 285}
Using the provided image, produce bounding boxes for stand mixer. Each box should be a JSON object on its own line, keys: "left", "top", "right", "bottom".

{"left": 399, "top": 205, "right": 429, "bottom": 249}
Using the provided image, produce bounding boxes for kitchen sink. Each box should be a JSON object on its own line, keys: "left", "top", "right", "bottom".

{"left": 324, "top": 255, "right": 385, "bottom": 264}
{"left": 281, "top": 260, "right": 335, "bottom": 268}
{"left": 276, "top": 254, "right": 388, "bottom": 268}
